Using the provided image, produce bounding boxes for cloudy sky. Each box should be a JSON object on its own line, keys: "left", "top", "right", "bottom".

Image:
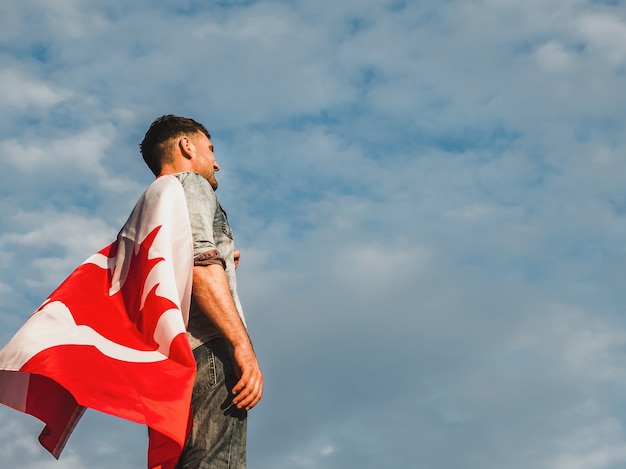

{"left": 1, "top": 0, "right": 626, "bottom": 467}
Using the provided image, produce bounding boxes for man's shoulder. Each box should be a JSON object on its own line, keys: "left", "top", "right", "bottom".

{"left": 146, "top": 174, "right": 186, "bottom": 196}
{"left": 171, "top": 172, "right": 214, "bottom": 193}
{"left": 169, "top": 171, "right": 203, "bottom": 184}
{"left": 120, "top": 174, "right": 191, "bottom": 241}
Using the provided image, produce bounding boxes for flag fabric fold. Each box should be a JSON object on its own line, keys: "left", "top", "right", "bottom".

{"left": 0, "top": 175, "right": 196, "bottom": 469}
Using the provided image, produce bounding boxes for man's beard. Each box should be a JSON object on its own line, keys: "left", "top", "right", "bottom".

{"left": 207, "top": 175, "right": 218, "bottom": 190}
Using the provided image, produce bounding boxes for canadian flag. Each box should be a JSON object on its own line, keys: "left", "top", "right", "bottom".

{"left": 0, "top": 175, "right": 196, "bottom": 469}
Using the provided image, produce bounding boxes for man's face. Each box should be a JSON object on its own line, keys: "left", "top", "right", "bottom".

{"left": 191, "top": 132, "right": 220, "bottom": 190}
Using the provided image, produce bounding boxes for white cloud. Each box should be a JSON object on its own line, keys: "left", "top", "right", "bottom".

{"left": 513, "top": 303, "right": 626, "bottom": 383}
{"left": 332, "top": 241, "right": 431, "bottom": 291}
{"left": 32, "top": 0, "right": 110, "bottom": 39}
{"left": 551, "top": 419, "right": 626, "bottom": 469}
{"left": 535, "top": 41, "right": 575, "bottom": 72}
{"left": 445, "top": 204, "right": 492, "bottom": 219}
{"left": 577, "top": 13, "right": 626, "bottom": 66}
{"left": 0, "top": 70, "right": 71, "bottom": 110}
{"left": 0, "top": 210, "right": 116, "bottom": 292}
{"left": 0, "top": 125, "right": 113, "bottom": 174}
{"left": 0, "top": 124, "right": 146, "bottom": 198}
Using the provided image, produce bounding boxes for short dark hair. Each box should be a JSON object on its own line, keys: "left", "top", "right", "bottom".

{"left": 139, "top": 114, "right": 211, "bottom": 176}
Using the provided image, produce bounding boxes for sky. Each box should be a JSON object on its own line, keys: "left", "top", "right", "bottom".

{"left": 0, "top": 0, "right": 625, "bottom": 467}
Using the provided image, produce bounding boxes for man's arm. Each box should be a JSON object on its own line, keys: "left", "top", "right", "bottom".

{"left": 192, "top": 263, "right": 263, "bottom": 410}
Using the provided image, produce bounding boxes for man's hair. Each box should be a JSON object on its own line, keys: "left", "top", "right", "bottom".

{"left": 139, "top": 114, "right": 211, "bottom": 176}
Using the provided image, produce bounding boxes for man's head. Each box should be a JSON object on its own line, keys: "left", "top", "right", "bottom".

{"left": 140, "top": 115, "right": 220, "bottom": 189}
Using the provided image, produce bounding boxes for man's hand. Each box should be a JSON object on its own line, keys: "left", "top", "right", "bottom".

{"left": 231, "top": 344, "right": 263, "bottom": 410}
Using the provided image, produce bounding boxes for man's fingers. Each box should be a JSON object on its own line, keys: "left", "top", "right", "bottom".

{"left": 231, "top": 345, "right": 263, "bottom": 409}
{"left": 232, "top": 372, "right": 263, "bottom": 410}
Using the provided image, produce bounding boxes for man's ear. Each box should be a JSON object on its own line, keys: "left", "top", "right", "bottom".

{"left": 179, "top": 136, "right": 195, "bottom": 160}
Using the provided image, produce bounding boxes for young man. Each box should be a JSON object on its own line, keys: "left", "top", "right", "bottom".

{"left": 140, "top": 115, "right": 263, "bottom": 468}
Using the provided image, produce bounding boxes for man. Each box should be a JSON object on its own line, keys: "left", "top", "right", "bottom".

{"left": 140, "top": 115, "right": 263, "bottom": 468}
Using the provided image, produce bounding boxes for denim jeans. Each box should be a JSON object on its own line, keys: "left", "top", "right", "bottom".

{"left": 175, "top": 338, "right": 247, "bottom": 469}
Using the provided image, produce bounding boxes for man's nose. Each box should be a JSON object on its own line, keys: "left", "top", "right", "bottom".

{"left": 214, "top": 162, "right": 221, "bottom": 171}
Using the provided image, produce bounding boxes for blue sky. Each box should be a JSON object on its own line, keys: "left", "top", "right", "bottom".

{"left": 1, "top": 0, "right": 626, "bottom": 467}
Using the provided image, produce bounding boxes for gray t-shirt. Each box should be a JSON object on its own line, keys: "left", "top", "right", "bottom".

{"left": 173, "top": 172, "right": 245, "bottom": 349}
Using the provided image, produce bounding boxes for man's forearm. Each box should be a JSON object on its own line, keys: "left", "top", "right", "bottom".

{"left": 192, "top": 263, "right": 263, "bottom": 410}
{"left": 192, "top": 264, "right": 251, "bottom": 349}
